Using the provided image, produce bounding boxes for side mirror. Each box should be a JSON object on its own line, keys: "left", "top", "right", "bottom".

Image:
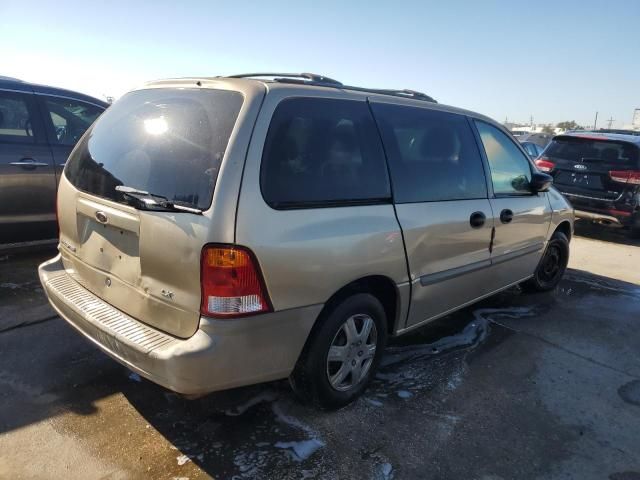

{"left": 530, "top": 172, "right": 553, "bottom": 193}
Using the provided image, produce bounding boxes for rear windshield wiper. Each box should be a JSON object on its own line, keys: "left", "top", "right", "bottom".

{"left": 115, "top": 185, "right": 203, "bottom": 214}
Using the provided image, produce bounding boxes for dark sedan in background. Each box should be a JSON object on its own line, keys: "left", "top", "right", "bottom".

{"left": 0, "top": 76, "right": 108, "bottom": 249}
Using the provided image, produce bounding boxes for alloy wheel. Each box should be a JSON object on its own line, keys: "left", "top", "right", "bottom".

{"left": 326, "top": 314, "right": 378, "bottom": 392}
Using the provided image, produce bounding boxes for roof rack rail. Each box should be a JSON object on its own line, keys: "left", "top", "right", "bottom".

{"left": 227, "top": 72, "right": 343, "bottom": 86}
{"left": 358, "top": 88, "right": 436, "bottom": 103}
{"left": 0, "top": 75, "right": 24, "bottom": 82}
{"left": 224, "top": 73, "right": 437, "bottom": 103}
{"left": 579, "top": 128, "right": 640, "bottom": 136}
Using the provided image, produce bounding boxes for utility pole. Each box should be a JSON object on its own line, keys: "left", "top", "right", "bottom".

{"left": 606, "top": 117, "right": 615, "bottom": 129}
{"left": 594, "top": 111, "right": 598, "bottom": 130}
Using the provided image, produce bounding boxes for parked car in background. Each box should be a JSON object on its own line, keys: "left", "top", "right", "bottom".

{"left": 39, "top": 73, "right": 573, "bottom": 409}
{"left": 520, "top": 141, "right": 545, "bottom": 159}
{"left": 535, "top": 132, "right": 640, "bottom": 237}
{"left": 517, "top": 132, "right": 554, "bottom": 148}
{"left": 0, "top": 76, "right": 108, "bottom": 249}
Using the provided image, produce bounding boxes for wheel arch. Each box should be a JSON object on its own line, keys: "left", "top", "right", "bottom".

{"left": 308, "top": 275, "right": 401, "bottom": 341}
{"left": 554, "top": 220, "right": 572, "bottom": 242}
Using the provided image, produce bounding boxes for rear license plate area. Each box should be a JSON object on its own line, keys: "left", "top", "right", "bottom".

{"left": 556, "top": 172, "right": 603, "bottom": 189}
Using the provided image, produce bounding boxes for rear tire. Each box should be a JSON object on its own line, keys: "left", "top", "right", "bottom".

{"left": 629, "top": 224, "right": 640, "bottom": 240}
{"left": 521, "top": 231, "right": 569, "bottom": 292}
{"left": 290, "top": 293, "right": 387, "bottom": 410}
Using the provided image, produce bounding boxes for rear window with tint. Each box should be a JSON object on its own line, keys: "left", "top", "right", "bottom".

{"left": 545, "top": 136, "right": 640, "bottom": 168}
{"left": 65, "top": 88, "right": 243, "bottom": 210}
{"left": 260, "top": 97, "right": 391, "bottom": 208}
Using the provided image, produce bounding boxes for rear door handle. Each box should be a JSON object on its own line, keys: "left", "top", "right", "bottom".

{"left": 10, "top": 158, "right": 49, "bottom": 168}
{"left": 500, "top": 209, "right": 514, "bottom": 224}
{"left": 469, "top": 211, "right": 486, "bottom": 229}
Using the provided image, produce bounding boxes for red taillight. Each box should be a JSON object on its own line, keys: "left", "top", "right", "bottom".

{"left": 609, "top": 170, "right": 640, "bottom": 185}
{"left": 535, "top": 157, "right": 556, "bottom": 172}
{"left": 200, "top": 245, "right": 271, "bottom": 318}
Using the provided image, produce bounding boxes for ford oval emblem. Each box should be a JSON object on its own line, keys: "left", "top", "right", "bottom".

{"left": 573, "top": 164, "right": 588, "bottom": 171}
{"left": 95, "top": 211, "right": 109, "bottom": 224}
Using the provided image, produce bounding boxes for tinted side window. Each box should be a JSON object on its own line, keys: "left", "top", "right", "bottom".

{"left": 522, "top": 143, "right": 537, "bottom": 157}
{"left": 0, "top": 91, "right": 37, "bottom": 144}
{"left": 475, "top": 121, "right": 532, "bottom": 195}
{"left": 370, "top": 103, "right": 487, "bottom": 203}
{"left": 42, "top": 96, "right": 104, "bottom": 146}
{"left": 261, "top": 98, "right": 391, "bottom": 208}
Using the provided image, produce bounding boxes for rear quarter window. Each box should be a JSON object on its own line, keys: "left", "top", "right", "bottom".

{"left": 260, "top": 97, "right": 391, "bottom": 209}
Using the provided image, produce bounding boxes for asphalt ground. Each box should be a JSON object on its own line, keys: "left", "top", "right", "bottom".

{"left": 1, "top": 223, "right": 639, "bottom": 479}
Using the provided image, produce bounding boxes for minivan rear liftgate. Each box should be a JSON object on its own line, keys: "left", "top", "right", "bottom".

{"left": 536, "top": 135, "right": 640, "bottom": 227}
{"left": 56, "top": 86, "right": 245, "bottom": 338}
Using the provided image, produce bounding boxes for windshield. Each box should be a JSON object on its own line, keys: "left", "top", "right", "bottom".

{"left": 65, "top": 88, "right": 243, "bottom": 210}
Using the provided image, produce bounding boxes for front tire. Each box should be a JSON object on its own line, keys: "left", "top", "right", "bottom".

{"left": 290, "top": 293, "right": 387, "bottom": 409}
{"left": 521, "top": 231, "right": 570, "bottom": 292}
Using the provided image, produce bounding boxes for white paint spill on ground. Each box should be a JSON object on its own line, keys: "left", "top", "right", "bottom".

{"left": 380, "top": 312, "right": 494, "bottom": 368}
{"left": 174, "top": 307, "right": 533, "bottom": 478}
{"left": 233, "top": 449, "right": 270, "bottom": 477}
{"left": 473, "top": 307, "right": 534, "bottom": 324}
{"left": 271, "top": 400, "right": 318, "bottom": 438}
{"left": 565, "top": 272, "right": 640, "bottom": 297}
{"left": 216, "top": 397, "right": 327, "bottom": 477}
{"left": 224, "top": 390, "right": 279, "bottom": 416}
{"left": 274, "top": 439, "right": 325, "bottom": 462}
{"left": 176, "top": 453, "right": 203, "bottom": 466}
{"left": 396, "top": 390, "right": 413, "bottom": 399}
{"left": 372, "top": 307, "right": 533, "bottom": 405}
{"left": 445, "top": 370, "right": 464, "bottom": 392}
{"left": 374, "top": 462, "right": 394, "bottom": 480}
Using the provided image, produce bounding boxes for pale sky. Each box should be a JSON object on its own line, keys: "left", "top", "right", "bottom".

{"left": 2, "top": 0, "right": 639, "bottom": 128}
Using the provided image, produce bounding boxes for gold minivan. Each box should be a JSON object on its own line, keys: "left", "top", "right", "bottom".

{"left": 39, "top": 73, "right": 573, "bottom": 408}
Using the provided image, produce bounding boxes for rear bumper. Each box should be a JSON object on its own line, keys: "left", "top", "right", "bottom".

{"left": 39, "top": 254, "right": 321, "bottom": 395}
{"left": 560, "top": 191, "right": 637, "bottom": 227}
{"left": 574, "top": 209, "right": 625, "bottom": 227}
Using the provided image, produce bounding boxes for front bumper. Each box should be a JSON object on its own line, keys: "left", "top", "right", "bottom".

{"left": 39, "top": 254, "right": 321, "bottom": 395}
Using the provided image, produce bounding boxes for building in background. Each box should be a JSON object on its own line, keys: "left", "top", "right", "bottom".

{"left": 622, "top": 108, "right": 640, "bottom": 131}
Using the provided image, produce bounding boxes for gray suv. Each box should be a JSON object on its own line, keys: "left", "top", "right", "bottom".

{"left": 0, "top": 76, "right": 107, "bottom": 249}
{"left": 39, "top": 73, "right": 573, "bottom": 408}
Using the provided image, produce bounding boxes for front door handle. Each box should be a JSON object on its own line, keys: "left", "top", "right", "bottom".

{"left": 10, "top": 158, "right": 49, "bottom": 169}
{"left": 469, "top": 211, "right": 486, "bottom": 229}
{"left": 500, "top": 209, "right": 514, "bottom": 224}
